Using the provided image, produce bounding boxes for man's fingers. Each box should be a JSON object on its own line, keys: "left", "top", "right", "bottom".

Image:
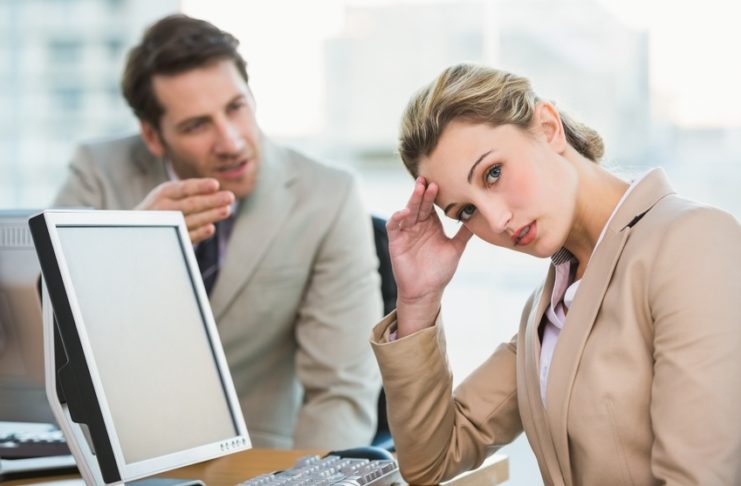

{"left": 178, "top": 190, "right": 235, "bottom": 216}
{"left": 184, "top": 206, "right": 231, "bottom": 232}
{"left": 163, "top": 178, "right": 221, "bottom": 200}
{"left": 137, "top": 179, "right": 231, "bottom": 211}
{"left": 189, "top": 223, "right": 216, "bottom": 245}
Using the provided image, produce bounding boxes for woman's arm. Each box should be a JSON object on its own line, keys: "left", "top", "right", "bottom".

{"left": 371, "top": 314, "right": 522, "bottom": 484}
{"left": 648, "top": 206, "right": 741, "bottom": 484}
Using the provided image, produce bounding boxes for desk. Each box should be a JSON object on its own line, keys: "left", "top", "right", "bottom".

{"left": 3, "top": 449, "right": 508, "bottom": 485}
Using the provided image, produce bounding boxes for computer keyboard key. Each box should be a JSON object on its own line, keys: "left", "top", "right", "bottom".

{"left": 238, "top": 454, "right": 404, "bottom": 486}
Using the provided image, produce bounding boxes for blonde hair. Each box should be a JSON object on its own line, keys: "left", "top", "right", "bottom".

{"left": 399, "top": 63, "right": 604, "bottom": 176}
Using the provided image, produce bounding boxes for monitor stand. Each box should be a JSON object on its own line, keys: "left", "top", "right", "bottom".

{"left": 41, "top": 280, "right": 203, "bottom": 486}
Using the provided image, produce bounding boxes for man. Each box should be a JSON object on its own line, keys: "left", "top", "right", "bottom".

{"left": 54, "top": 14, "right": 383, "bottom": 449}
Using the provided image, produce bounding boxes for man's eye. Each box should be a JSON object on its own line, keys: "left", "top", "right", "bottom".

{"left": 485, "top": 164, "right": 502, "bottom": 185}
{"left": 228, "top": 101, "right": 245, "bottom": 113}
{"left": 457, "top": 204, "right": 476, "bottom": 222}
{"left": 183, "top": 120, "right": 206, "bottom": 133}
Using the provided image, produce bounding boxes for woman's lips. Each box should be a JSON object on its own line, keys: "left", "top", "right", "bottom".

{"left": 512, "top": 221, "right": 537, "bottom": 246}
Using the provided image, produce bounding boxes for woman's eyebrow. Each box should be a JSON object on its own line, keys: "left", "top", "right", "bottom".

{"left": 467, "top": 150, "right": 493, "bottom": 183}
{"left": 442, "top": 149, "right": 495, "bottom": 216}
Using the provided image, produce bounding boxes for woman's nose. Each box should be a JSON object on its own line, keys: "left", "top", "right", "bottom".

{"left": 480, "top": 200, "right": 512, "bottom": 234}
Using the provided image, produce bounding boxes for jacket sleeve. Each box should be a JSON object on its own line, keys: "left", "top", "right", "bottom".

{"left": 371, "top": 312, "right": 522, "bottom": 484}
{"left": 292, "top": 175, "right": 384, "bottom": 449}
{"left": 648, "top": 206, "right": 741, "bottom": 484}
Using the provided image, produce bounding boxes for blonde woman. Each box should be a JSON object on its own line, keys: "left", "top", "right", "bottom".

{"left": 371, "top": 63, "right": 741, "bottom": 485}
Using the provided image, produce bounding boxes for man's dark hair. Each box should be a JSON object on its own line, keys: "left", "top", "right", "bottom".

{"left": 122, "top": 14, "right": 248, "bottom": 128}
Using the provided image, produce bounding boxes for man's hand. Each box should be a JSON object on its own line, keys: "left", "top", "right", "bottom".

{"left": 135, "top": 178, "right": 235, "bottom": 244}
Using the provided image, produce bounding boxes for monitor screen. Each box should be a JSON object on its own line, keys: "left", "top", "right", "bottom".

{"left": 30, "top": 210, "right": 249, "bottom": 483}
{"left": 0, "top": 209, "right": 54, "bottom": 424}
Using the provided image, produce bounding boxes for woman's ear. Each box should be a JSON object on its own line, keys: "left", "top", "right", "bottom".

{"left": 534, "top": 101, "right": 567, "bottom": 154}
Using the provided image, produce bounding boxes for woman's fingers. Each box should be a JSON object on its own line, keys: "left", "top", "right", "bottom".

{"left": 417, "top": 181, "right": 438, "bottom": 221}
{"left": 389, "top": 177, "right": 440, "bottom": 233}
{"left": 387, "top": 208, "right": 410, "bottom": 233}
{"left": 452, "top": 223, "right": 473, "bottom": 251}
{"left": 401, "top": 177, "right": 426, "bottom": 226}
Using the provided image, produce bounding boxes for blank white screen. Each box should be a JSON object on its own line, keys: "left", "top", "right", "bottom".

{"left": 57, "top": 226, "right": 237, "bottom": 464}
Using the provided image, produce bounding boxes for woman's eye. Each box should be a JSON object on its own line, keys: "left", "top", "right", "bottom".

{"left": 457, "top": 204, "right": 476, "bottom": 222}
{"left": 485, "top": 164, "right": 502, "bottom": 185}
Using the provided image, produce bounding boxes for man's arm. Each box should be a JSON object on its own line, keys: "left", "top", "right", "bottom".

{"left": 292, "top": 176, "right": 383, "bottom": 449}
{"left": 53, "top": 141, "right": 234, "bottom": 244}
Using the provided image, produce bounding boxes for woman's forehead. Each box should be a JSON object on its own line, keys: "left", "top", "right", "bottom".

{"left": 420, "top": 123, "right": 523, "bottom": 175}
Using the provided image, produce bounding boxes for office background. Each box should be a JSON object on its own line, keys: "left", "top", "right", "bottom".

{"left": 2, "top": 0, "right": 739, "bottom": 484}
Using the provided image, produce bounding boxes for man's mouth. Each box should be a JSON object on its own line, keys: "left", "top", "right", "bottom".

{"left": 215, "top": 159, "right": 249, "bottom": 179}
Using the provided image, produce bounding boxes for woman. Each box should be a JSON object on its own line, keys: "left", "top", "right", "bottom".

{"left": 371, "top": 63, "right": 741, "bottom": 485}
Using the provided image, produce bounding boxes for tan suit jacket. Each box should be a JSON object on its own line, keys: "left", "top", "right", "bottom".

{"left": 372, "top": 169, "right": 741, "bottom": 485}
{"left": 55, "top": 134, "right": 383, "bottom": 449}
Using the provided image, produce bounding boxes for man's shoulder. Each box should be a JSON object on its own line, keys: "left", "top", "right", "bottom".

{"left": 76, "top": 133, "right": 148, "bottom": 163}
{"left": 270, "top": 141, "right": 356, "bottom": 193}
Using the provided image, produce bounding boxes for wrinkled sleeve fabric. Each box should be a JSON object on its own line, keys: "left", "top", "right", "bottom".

{"left": 371, "top": 312, "right": 522, "bottom": 484}
{"left": 648, "top": 206, "right": 741, "bottom": 484}
{"left": 292, "top": 176, "right": 383, "bottom": 448}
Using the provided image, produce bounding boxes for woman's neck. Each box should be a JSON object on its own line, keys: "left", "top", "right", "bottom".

{"left": 564, "top": 159, "right": 629, "bottom": 279}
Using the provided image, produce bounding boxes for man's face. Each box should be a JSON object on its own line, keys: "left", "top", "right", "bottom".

{"left": 141, "top": 59, "right": 261, "bottom": 199}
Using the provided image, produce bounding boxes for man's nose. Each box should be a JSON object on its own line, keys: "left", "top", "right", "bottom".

{"left": 214, "top": 121, "right": 245, "bottom": 154}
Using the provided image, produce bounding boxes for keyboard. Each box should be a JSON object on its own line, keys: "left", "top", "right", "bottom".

{"left": 0, "top": 422, "right": 70, "bottom": 459}
{"left": 239, "top": 453, "right": 404, "bottom": 485}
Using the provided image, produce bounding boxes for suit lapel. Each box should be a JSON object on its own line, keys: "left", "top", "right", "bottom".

{"left": 209, "top": 138, "right": 297, "bottom": 320}
{"left": 521, "top": 268, "right": 566, "bottom": 484}
{"left": 546, "top": 227, "right": 630, "bottom": 485}
{"left": 543, "top": 168, "right": 676, "bottom": 484}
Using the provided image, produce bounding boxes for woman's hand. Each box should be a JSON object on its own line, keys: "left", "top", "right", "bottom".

{"left": 387, "top": 177, "right": 473, "bottom": 337}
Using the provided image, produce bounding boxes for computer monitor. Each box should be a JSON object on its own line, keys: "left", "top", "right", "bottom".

{"left": 0, "top": 209, "right": 54, "bottom": 424}
{"left": 29, "top": 209, "right": 250, "bottom": 485}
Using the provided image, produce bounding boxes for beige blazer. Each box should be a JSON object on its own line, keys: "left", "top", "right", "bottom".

{"left": 54, "top": 134, "right": 383, "bottom": 449}
{"left": 372, "top": 169, "right": 741, "bottom": 485}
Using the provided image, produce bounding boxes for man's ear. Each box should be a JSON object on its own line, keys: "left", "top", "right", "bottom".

{"left": 534, "top": 101, "right": 567, "bottom": 154}
{"left": 139, "top": 121, "right": 166, "bottom": 158}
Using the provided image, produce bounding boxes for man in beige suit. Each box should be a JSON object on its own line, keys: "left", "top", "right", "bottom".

{"left": 54, "top": 14, "right": 383, "bottom": 449}
{"left": 373, "top": 64, "right": 741, "bottom": 485}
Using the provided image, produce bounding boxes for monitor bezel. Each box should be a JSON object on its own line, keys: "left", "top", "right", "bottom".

{"left": 32, "top": 209, "right": 249, "bottom": 483}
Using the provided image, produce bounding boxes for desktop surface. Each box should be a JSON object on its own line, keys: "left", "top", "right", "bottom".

{"left": 2, "top": 449, "right": 508, "bottom": 486}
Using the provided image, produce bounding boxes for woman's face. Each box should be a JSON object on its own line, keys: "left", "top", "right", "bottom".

{"left": 418, "top": 115, "right": 578, "bottom": 257}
